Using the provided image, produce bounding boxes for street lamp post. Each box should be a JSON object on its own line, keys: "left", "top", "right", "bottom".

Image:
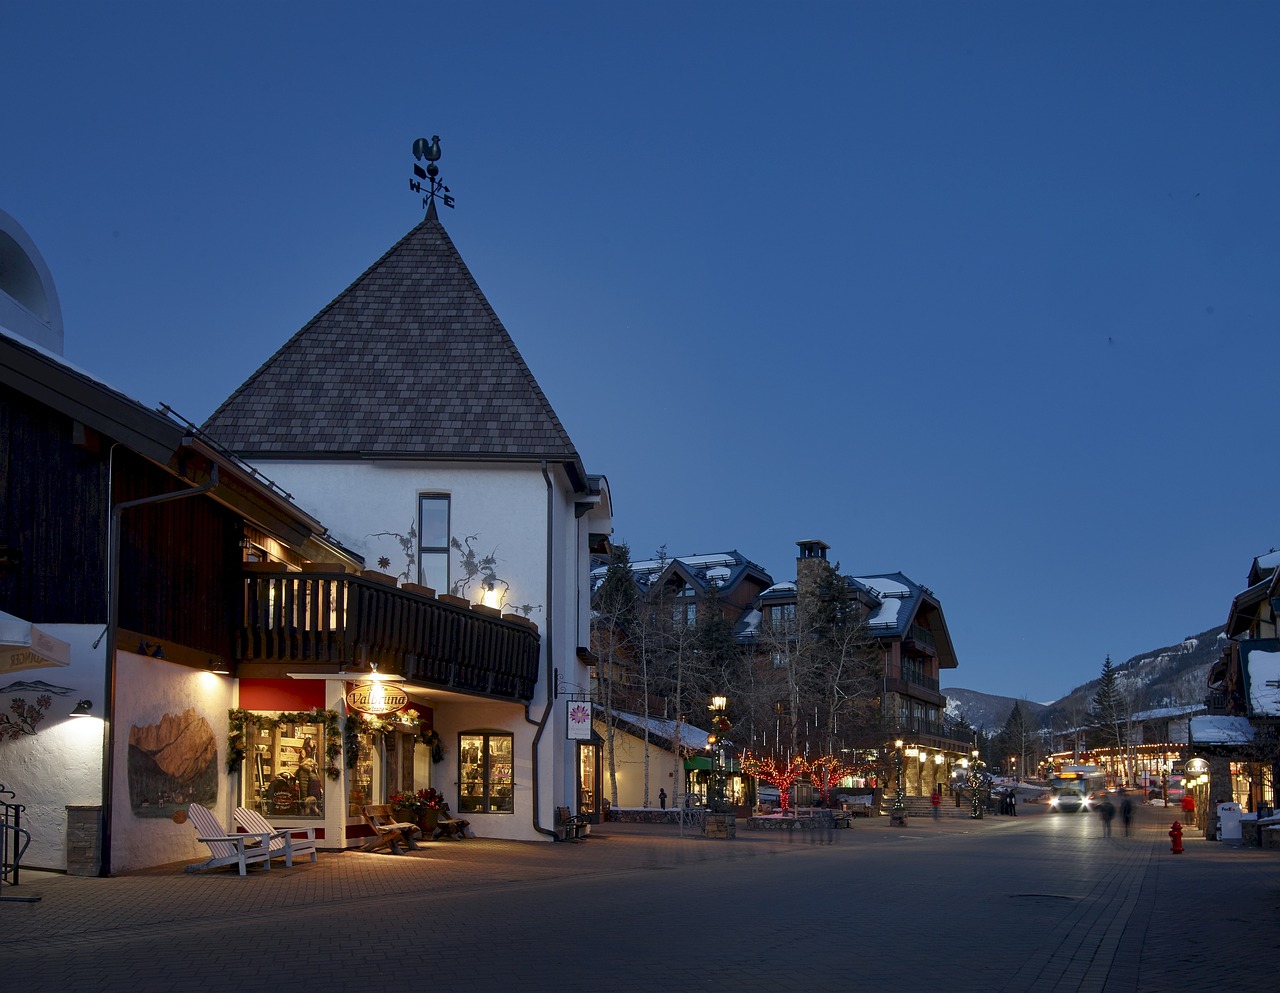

{"left": 891, "top": 738, "right": 907, "bottom": 826}
{"left": 707, "top": 695, "right": 730, "bottom": 815}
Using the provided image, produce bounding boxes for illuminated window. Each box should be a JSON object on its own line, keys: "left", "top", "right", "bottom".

{"left": 459, "top": 731, "right": 514, "bottom": 814}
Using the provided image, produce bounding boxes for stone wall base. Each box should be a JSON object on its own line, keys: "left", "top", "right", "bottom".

{"left": 66, "top": 805, "right": 102, "bottom": 876}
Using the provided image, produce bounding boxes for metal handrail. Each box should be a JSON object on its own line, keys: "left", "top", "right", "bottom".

{"left": 1, "top": 784, "right": 39, "bottom": 902}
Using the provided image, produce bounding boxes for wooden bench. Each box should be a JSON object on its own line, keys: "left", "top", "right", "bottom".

{"left": 555, "top": 806, "right": 589, "bottom": 842}
{"left": 432, "top": 804, "right": 471, "bottom": 841}
{"left": 361, "top": 804, "right": 422, "bottom": 855}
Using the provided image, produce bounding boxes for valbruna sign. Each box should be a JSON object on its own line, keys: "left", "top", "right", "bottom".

{"left": 346, "top": 681, "right": 409, "bottom": 716}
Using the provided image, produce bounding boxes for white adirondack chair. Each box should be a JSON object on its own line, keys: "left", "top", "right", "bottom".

{"left": 234, "top": 807, "right": 318, "bottom": 867}
{"left": 184, "top": 803, "right": 275, "bottom": 876}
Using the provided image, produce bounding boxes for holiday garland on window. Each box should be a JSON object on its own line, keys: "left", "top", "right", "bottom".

{"left": 226, "top": 708, "right": 343, "bottom": 780}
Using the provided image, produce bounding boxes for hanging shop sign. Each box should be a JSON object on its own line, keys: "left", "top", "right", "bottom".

{"left": 1185, "top": 757, "right": 1209, "bottom": 777}
{"left": 0, "top": 610, "right": 71, "bottom": 674}
{"left": 346, "top": 681, "right": 409, "bottom": 716}
{"left": 566, "top": 700, "right": 593, "bottom": 740}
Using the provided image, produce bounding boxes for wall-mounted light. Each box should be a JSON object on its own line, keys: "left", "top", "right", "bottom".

{"left": 70, "top": 699, "right": 93, "bottom": 718}
{"left": 208, "top": 658, "right": 230, "bottom": 675}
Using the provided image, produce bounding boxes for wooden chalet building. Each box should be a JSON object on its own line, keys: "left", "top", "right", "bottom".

{"left": 1191, "top": 548, "right": 1280, "bottom": 834}
{"left": 1, "top": 207, "right": 365, "bottom": 872}
{"left": 754, "top": 540, "right": 971, "bottom": 797}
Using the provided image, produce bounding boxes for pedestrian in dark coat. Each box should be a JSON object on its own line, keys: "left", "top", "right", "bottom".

{"left": 1099, "top": 798, "right": 1115, "bottom": 836}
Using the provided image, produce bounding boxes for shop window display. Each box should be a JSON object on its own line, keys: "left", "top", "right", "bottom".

{"left": 349, "top": 730, "right": 377, "bottom": 815}
{"left": 459, "top": 732, "right": 514, "bottom": 813}
{"left": 249, "top": 718, "right": 326, "bottom": 818}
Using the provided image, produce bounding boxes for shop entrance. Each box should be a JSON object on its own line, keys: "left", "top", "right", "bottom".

{"left": 577, "top": 740, "right": 602, "bottom": 823}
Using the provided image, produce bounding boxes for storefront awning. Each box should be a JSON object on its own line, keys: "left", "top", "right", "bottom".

{"left": 683, "top": 755, "right": 741, "bottom": 772}
{"left": 0, "top": 610, "right": 71, "bottom": 674}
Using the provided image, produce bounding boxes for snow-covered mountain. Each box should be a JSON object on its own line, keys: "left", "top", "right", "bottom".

{"left": 944, "top": 624, "right": 1227, "bottom": 734}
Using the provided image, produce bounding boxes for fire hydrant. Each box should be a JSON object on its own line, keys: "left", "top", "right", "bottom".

{"left": 1169, "top": 820, "right": 1184, "bottom": 854}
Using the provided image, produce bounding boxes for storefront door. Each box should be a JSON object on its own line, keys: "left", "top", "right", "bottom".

{"left": 577, "top": 741, "right": 601, "bottom": 823}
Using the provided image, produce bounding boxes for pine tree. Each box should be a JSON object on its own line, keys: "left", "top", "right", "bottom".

{"left": 1089, "top": 655, "right": 1132, "bottom": 778}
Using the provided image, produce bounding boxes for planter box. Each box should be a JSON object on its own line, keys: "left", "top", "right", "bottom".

{"left": 361, "top": 570, "right": 399, "bottom": 587}
{"left": 438, "top": 594, "right": 471, "bottom": 608}
{"left": 703, "top": 813, "right": 736, "bottom": 839}
{"left": 401, "top": 583, "right": 436, "bottom": 598}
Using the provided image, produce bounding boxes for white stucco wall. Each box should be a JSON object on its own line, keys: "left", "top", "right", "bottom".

{"left": 0, "top": 623, "right": 103, "bottom": 871}
{"left": 250, "top": 457, "right": 596, "bottom": 831}
{"left": 110, "top": 651, "right": 234, "bottom": 873}
{"left": 593, "top": 721, "right": 685, "bottom": 809}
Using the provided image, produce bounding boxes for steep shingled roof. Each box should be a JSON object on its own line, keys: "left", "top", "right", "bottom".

{"left": 202, "top": 204, "right": 584, "bottom": 482}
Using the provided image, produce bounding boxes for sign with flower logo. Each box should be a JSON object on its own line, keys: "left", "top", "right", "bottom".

{"left": 566, "top": 701, "right": 592, "bottom": 740}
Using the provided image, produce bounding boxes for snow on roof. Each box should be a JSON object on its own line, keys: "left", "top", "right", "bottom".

{"left": 867, "top": 599, "right": 901, "bottom": 627}
{"left": 1189, "top": 715, "right": 1256, "bottom": 745}
{"left": 1133, "top": 704, "right": 1202, "bottom": 721}
{"left": 603, "top": 709, "right": 711, "bottom": 750}
{"left": 1246, "top": 648, "right": 1280, "bottom": 717}
{"left": 760, "top": 582, "right": 796, "bottom": 596}
{"left": 1255, "top": 549, "right": 1280, "bottom": 571}
{"left": 855, "top": 576, "right": 910, "bottom": 597}
{"left": 629, "top": 552, "right": 738, "bottom": 572}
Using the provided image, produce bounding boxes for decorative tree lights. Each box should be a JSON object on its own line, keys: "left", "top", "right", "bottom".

{"left": 968, "top": 748, "right": 984, "bottom": 819}
{"left": 808, "top": 754, "right": 857, "bottom": 806}
{"left": 740, "top": 753, "right": 808, "bottom": 810}
{"left": 890, "top": 739, "right": 907, "bottom": 826}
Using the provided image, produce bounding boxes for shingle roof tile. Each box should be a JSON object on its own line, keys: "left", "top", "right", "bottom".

{"left": 202, "top": 207, "right": 581, "bottom": 467}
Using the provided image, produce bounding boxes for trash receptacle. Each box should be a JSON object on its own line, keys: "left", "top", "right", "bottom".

{"left": 1217, "top": 801, "right": 1244, "bottom": 842}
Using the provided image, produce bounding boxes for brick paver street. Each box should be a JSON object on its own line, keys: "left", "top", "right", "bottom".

{"left": 3, "top": 802, "right": 1276, "bottom": 992}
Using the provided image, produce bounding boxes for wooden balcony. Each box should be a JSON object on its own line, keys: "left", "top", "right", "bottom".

{"left": 239, "top": 570, "right": 541, "bottom": 702}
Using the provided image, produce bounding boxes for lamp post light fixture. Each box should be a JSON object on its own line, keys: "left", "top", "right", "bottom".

{"left": 707, "top": 695, "right": 731, "bottom": 814}
{"left": 968, "top": 748, "right": 984, "bottom": 819}
{"left": 891, "top": 738, "right": 907, "bottom": 826}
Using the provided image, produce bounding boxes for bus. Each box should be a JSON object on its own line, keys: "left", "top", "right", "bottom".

{"left": 1048, "top": 765, "right": 1106, "bottom": 813}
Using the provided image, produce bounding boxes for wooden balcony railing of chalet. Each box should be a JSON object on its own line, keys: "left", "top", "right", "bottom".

{"left": 240, "top": 571, "right": 541, "bottom": 702}
{"left": 905, "top": 624, "right": 936, "bottom": 654}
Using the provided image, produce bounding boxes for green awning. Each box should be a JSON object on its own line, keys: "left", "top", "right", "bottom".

{"left": 683, "top": 756, "right": 740, "bottom": 772}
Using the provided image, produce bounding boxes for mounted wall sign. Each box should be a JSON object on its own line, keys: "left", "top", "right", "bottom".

{"left": 346, "top": 681, "right": 409, "bottom": 716}
{"left": 566, "top": 700, "right": 592, "bottom": 740}
{"left": 1185, "top": 757, "right": 1209, "bottom": 776}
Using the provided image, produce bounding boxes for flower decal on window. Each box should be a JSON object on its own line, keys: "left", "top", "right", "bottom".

{"left": 568, "top": 704, "right": 590, "bottom": 726}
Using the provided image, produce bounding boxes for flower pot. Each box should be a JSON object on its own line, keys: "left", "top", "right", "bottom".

{"left": 418, "top": 808, "right": 441, "bottom": 833}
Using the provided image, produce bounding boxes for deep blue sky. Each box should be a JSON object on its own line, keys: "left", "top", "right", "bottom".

{"left": 5, "top": 3, "right": 1277, "bottom": 702}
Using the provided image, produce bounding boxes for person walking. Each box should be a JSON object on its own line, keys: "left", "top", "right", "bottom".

{"left": 1009, "top": 791, "right": 1017, "bottom": 816}
{"left": 1121, "top": 794, "right": 1134, "bottom": 836}
{"left": 1099, "top": 796, "right": 1115, "bottom": 837}
{"left": 931, "top": 788, "right": 941, "bottom": 820}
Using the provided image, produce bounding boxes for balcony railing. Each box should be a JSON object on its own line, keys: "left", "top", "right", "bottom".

{"left": 905, "top": 624, "right": 936, "bottom": 654}
{"left": 240, "top": 571, "right": 541, "bottom": 702}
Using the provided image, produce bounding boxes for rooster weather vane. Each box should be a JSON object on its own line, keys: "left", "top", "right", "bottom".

{"left": 410, "top": 135, "right": 455, "bottom": 210}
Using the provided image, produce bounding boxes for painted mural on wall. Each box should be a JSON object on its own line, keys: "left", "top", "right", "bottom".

{"left": 0, "top": 678, "right": 74, "bottom": 739}
{"left": 128, "top": 707, "right": 218, "bottom": 817}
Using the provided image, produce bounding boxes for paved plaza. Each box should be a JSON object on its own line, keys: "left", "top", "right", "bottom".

{"left": 3, "top": 802, "right": 1277, "bottom": 992}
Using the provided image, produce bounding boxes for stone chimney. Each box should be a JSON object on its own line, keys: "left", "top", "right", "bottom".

{"left": 795, "top": 539, "right": 831, "bottom": 597}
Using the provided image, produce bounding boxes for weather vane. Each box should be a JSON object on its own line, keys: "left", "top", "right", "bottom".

{"left": 410, "top": 135, "right": 455, "bottom": 210}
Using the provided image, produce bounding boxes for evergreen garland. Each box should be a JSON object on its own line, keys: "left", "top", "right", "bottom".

{"left": 227, "top": 708, "right": 343, "bottom": 780}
